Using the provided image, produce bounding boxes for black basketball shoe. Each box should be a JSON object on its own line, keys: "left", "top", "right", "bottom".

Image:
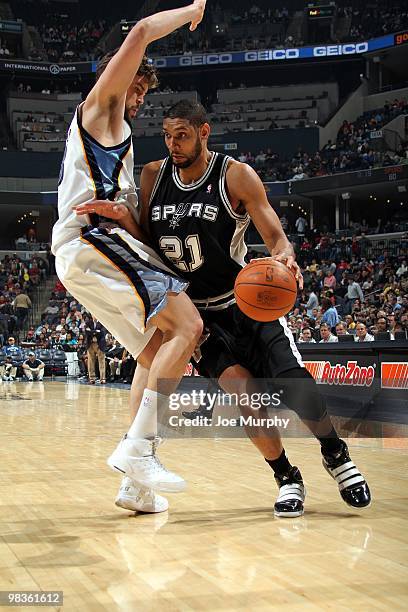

{"left": 322, "top": 440, "right": 371, "bottom": 508}
{"left": 181, "top": 405, "right": 213, "bottom": 420}
{"left": 274, "top": 467, "right": 306, "bottom": 518}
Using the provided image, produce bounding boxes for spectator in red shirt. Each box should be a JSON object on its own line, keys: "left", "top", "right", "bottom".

{"left": 323, "top": 271, "right": 337, "bottom": 290}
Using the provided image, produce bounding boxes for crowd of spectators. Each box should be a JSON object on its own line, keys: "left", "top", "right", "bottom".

{"left": 41, "top": 19, "right": 107, "bottom": 63}
{"left": 0, "top": 337, "right": 46, "bottom": 381}
{"left": 150, "top": 1, "right": 408, "bottom": 56}
{"left": 13, "top": 81, "right": 82, "bottom": 96}
{"left": 5, "top": 0, "right": 408, "bottom": 64}
{"left": 234, "top": 99, "right": 408, "bottom": 182}
{"left": 19, "top": 112, "right": 63, "bottom": 147}
{"left": 148, "top": 2, "right": 290, "bottom": 57}
{"left": 226, "top": 3, "right": 290, "bottom": 26}
{"left": 13, "top": 279, "right": 136, "bottom": 384}
{"left": 10, "top": 0, "right": 107, "bottom": 63}
{"left": 248, "top": 228, "right": 408, "bottom": 344}
{"left": 0, "top": 254, "right": 49, "bottom": 342}
{"left": 146, "top": 0, "right": 408, "bottom": 58}
{"left": 346, "top": 2, "right": 408, "bottom": 41}
{"left": 8, "top": 228, "right": 403, "bottom": 385}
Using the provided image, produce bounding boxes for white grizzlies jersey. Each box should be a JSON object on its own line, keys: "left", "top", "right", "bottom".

{"left": 52, "top": 104, "right": 137, "bottom": 254}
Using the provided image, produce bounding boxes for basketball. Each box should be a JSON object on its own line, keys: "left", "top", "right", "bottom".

{"left": 234, "top": 259, "right": 297, "bottom": 322}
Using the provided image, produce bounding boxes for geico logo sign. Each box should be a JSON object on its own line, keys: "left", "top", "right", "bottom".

{"left": 313, "top": 43, "right": 368, "bottom": 56}
{"left": 179, "top": 54, "right": 233, "bottom": 66}
{"left": 395, "top": 32, "right": 408, "bottom": 45}
{"left": 381, "top": 362, "right": 408, "bottom": 389}
{"left": 245, "top": 49, "right": 300, "bottom": 61}
{"left": 305, "top": 360, "right": 375, "bottom": 387}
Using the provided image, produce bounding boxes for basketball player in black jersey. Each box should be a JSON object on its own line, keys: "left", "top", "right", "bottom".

{"left": 81, "top": 101, "right": 371, "bottom": 516}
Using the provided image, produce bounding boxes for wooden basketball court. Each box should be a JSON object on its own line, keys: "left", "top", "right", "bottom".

{"left": 0, "top": 380, "right": 407, "bottom": 611}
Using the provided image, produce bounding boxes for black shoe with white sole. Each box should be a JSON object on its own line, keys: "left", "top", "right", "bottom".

{"left": 181, "top": 405, "right": 213, "bottom": 420}
{"left": 322, "top": 440, "right": 371, "bottom": 509}
{"left": 274, "top": 467, "right": 305, "bottom": 518}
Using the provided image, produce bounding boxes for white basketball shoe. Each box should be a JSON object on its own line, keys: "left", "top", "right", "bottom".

{"left": 115, "top": 477, "right": 169, "bottom": 513}
{"left": 107, "top": 434, "right": 186, "bottom": 493}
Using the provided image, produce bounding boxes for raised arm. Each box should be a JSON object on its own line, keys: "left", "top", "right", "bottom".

{"left": 226, "top": 161, "right": 303, "bottom": 287}
{"left": 85, "top": 1, "right": 206, "bottom": 112}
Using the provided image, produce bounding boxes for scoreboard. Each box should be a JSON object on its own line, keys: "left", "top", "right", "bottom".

{"left": 307, "top": 5, "right": 336, "bottom": 20}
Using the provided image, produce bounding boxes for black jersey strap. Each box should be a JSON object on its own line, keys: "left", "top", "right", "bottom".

{"left": 148, "top": 158, "right": 170, "bottom": 206}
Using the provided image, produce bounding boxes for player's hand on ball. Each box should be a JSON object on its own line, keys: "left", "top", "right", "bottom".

{"left": 272, "top": 254, "right": 303, "bottom": 289}
{"left": 249, "top": 255, "right": 304, "bottom": 289}
{"left": 190, "top": 0, "right": 206, "bottom": 31}
{"left": 74, "top": 199, "right": 129, "bottom": 221}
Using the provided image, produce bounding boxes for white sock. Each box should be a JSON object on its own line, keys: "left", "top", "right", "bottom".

{"left": 127, "top": 389, "right": 169, "bottom": 440}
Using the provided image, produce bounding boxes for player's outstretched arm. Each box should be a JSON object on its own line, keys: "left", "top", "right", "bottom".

{"left": 226, "top": 161, "right": 303, "bottom": 287}
{"left": 86, "top": 1, "right": 206, "bottom": 111}
{"left": 74, "top": 159, "right": 164, "bottom": 242}
{"left": 74, "top": 200, "right": 150, "bottom": 244}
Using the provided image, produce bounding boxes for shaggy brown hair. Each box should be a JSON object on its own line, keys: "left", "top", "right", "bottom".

{"left": 96, "top": 49, "right": 158, "bottom": 89}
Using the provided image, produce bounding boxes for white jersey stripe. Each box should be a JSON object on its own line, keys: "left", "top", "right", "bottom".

{"left": 278, "top": 316, "right": 304, "bottom": 368}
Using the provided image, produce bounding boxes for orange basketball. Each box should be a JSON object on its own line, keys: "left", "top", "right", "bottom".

{"left": 234, "top": 259, "right": 297, "bottom": 322}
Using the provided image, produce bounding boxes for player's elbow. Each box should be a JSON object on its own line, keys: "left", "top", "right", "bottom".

{"left": 129, "top": 20, "right": 149, "bottom": 46}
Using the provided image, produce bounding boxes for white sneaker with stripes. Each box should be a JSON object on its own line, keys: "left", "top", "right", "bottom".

{"left": 274, "top": 467, "right": 306, "bottom": 518}
{"left": 322, "top": 440, "right": 371, "bottom": 508}
{"left": 115, "top": 477, "right": 169, "bottom": 513}
{"left": 107, "top": 435, "right": 186, "bottom": 493}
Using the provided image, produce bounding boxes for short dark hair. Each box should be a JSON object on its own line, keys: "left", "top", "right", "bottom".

{"left": 96, "top": 49, "right": 158, "bottom": 88}
{"left": 164, "top": 100, "right": 208, "bottom": 127}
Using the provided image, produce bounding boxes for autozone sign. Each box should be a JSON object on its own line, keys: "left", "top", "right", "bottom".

{"left": 304, "top": 360, "right": 375, "bottom": 387}
{"left": 184, "top": 363, "right": 199, "bottom": 377}
{"left": 381, "top": 362, "right": 408, "bottom": 389}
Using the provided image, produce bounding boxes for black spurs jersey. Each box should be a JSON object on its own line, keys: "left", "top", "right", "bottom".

{"left": 149, "top": 152, "right": 250, "bottom": 310}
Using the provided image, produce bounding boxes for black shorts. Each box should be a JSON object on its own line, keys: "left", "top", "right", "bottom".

{"left": 193, "top": 304, "right": 304, "bottom": 380}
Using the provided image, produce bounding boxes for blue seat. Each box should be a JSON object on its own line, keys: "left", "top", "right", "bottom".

{"left": 51, "top": 349, "right": 68, "bottom": 376}
{"left": 35, "top": 349, "right": 53, "bottom": 364}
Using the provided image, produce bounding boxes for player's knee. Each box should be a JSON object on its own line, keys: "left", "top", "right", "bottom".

{"left": 186, "top": 315, "right": 204, "bottom": 344}
{"left": 220, "top": 364, "right": 250, "bottom": 381}
{"left": 180, "top": 300, "right": 203, "bottom": 342}
{"left": 170, "top": 312, "right": 203, "bottom": 348}
{"left": 277, "top": 367, "right": 327, "bottom": 422}
{"left": 219, "top": 365, "right": 253, "bottom": 395}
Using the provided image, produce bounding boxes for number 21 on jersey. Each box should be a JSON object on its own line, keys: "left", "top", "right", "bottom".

{"left": 159, "top": 235, "right": 204, "bottom": 272}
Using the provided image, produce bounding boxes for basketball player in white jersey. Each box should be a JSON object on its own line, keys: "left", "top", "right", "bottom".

{"left": 52, "top": 2, "right": 207, "bottom": 513}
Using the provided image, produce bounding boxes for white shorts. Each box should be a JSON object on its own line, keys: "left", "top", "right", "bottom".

{"left": 55, "top": 227, "right": 188, "bottom": 357}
